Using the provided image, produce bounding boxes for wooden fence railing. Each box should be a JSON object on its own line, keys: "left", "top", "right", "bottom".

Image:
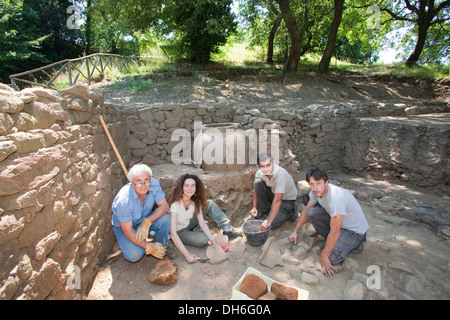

{"left": 9, "top": 53, "right": 140, "bottom": 90}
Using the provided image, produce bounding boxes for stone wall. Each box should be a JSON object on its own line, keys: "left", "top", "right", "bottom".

{"left": 343, "top": 114, "right": 450, "bottom": 189}
{"left": 0, "top": 84, "right": 128, "bottom": 299}
{"left": 122, "top": 98, "right": 448, "bottom": 184}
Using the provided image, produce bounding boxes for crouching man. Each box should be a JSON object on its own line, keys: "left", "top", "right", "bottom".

{"left": 289, "top": 168, "right": 369, "bottom": 278}
{"left": 112, "top": 164, "right": 170, "bottom": 262}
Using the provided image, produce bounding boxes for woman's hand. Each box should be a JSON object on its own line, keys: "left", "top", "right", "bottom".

{"left": 186, "top": 254, "right": 198, "bottom": 264}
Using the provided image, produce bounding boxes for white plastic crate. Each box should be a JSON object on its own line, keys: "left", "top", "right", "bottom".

{"left": 231, "top": 267, "right": 309, "bottom": 300}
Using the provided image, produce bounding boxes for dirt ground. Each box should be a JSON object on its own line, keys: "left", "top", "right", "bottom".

{"left": 86, "top": 172, "right": 450, "bottom": 300}
{"left": 100, "top": 68, "right": 449, "bottom": 109}
{"left": 86, "top": 71, "right": 449, "bottom": 300}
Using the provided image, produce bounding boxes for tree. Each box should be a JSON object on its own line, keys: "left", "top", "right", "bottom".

{"left": 381, "top": 0, "right": 450, "bottom": 65}
{"left": 163, "top": 0, "right": 237, "bottom": 63}
{"left": 274, "top": 0, "right": 305, "bottom": 71}
{"left": 239, "top": 0, "right": 284, "bottom": 64}
{"left": 318, "top": 0, "right": 345, "bottom": 73}
{"left": 0, "top": 0, "right": 49, "bottom": 82}
{"left": 23, "top": 0, "right": 85, "bottom": 61}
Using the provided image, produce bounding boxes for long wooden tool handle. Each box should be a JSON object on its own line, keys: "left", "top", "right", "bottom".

{"left": 99, "top": 115, "right": 129, "bottom": 179}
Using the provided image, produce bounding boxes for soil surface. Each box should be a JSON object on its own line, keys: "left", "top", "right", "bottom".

{"left": 99, "top": 69, "right": 449, "bottom": 108}
{"left": 86, "top": 71, "right": 450, "bottom": 300}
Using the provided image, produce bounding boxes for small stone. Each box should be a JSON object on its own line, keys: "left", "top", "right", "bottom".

{"left": 404, "top": 275, "right": 423, "bottom": 296}
{"left": 293, "top": 246, "right": 307, "bottom": 260}
{"left": 258, "top": 292, "right": 277, "bottom": 300}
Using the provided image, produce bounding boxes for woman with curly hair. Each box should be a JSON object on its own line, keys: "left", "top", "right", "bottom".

{"left": 169, "top": 174, "right": 241, "bottom": 263}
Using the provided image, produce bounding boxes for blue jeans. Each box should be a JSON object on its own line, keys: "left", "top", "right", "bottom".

{"left": 306, "top": 205, "right": 366, "bottom": 265}
{"left": 113, "top": 213, "right": 171, "bottom": 263}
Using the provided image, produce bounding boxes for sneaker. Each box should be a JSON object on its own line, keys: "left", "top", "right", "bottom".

{"left": 164, "top": 246, "right": 178, "bottom": 259}
{"left": 290, "top": 212, "right": 299, "bottom": 222}
{"left": 350, "top": 241, "right": 364, "bottom": 254}
{"left": 223, "top": 226, "right": 243, "bottom": 239}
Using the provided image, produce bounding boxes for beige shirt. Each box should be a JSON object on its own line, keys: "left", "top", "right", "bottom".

{"left": 170, "top": 200, "right": 195, "bottom": 231}
{"left": 255, "top": 164, "right": 297, "bottom": 200}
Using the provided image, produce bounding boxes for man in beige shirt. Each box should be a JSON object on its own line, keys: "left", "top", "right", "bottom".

{"left": 249, "top": 153, "right": 298, "bottom": 231}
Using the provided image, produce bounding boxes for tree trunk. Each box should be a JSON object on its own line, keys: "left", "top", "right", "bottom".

{"left": 267, "top": 13, "right": 282, "bottom": 64}
{"left": 85, "top": 0, "right": 93, "bottom": 54}
{"left": 275, "top": 0, "right": 304, "bottom": 72}
{"left": 318, "top": 0, "right": 344, "bottom": 73}
{"left": 405, "top": 10, "right": 432, "bottom": 65}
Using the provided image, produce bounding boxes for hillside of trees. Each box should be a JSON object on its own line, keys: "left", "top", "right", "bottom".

{"left": 1, "top": 0, "right": 449, "bottom": 83}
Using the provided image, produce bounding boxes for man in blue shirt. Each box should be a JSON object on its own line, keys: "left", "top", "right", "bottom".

{"left": 112, "top": 164, "right": 170, "bottom": 262}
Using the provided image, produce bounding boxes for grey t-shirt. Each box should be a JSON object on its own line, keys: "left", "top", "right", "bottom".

{"left": 309, "top": 183, "right": 369, "bottom": 235}
{"left": 255, "top": 165, "right": 297, "bottom": 200}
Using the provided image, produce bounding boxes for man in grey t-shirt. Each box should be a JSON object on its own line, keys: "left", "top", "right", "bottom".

{"left": 249, "top": 153, "right": 298, "bottom": 231}
{"left": 289, "top": 168, "right": 369, "bottom": 278}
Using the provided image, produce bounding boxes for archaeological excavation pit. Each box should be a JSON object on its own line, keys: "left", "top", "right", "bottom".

{"left": 0, "top": 79, "right": 449, "bottom": 300}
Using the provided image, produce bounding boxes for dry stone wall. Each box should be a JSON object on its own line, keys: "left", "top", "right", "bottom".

{"left": 343, "top": 114, "right": 450, "bottom": 189}
{"left": 0, "top": 84, "right": 128, "bottom": 299}
{"left": 122, "top": 98, "right": 448, "bottom": 185}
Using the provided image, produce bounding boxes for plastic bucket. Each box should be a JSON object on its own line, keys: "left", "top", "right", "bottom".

{"left": 242, "top": 220, "right": 271, "bottom": 246}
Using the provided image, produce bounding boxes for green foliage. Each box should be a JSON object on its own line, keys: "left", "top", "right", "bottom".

{"left": 108, "top": 76, "right": 151, "bottom": 93}
{"left": 0, "top": 0, "right": 50, "bottom": 82}
{"left": 2, "top": 0, "right": 448, "bottom": 83}
{"left": 24, "top": 0, "right": 85, "bottom": 61}
{"left": 162, "top": 0, "right": 237, "bottom": 64}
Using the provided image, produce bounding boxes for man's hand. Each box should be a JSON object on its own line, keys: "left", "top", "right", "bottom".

{"left": 260, "top": 219, "right": 271, "bottom": 231}
{"left": 320, "top": 254, "right": 337, "bottom": 278}
{"left": 288, "top": 231, "right": 298, "bottom": 244}
{"left": 145, "top": 242, "right": 166, "bottom": 259}
{"left": 135, "top": 218, "right": 152, "bottom": 242}
{"left": 249, "top": 207, "right": 258, "bottom": 219}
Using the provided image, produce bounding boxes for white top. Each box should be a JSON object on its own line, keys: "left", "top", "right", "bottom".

{"left": 170, "top": 200, "right": 195, "bottom": 231}
{"left": 309, "top": 183, "right": 369, "bottom": 235}
{"left": 255, "top": 164, "right": 298, "bottom": 200}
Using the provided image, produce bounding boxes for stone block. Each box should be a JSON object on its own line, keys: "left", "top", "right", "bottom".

{"left": 6, "top": 132, "right": 44, "bottom": 154}
{"left": 148, "top": 257, "right": 178, "bottom": 286}
{"left": 20, "top": 258, "right": 63, "bottom": 299}
{"left": 0, "top": 140, "right": 17, "bottom": 161}
{"left": 0, "top": 112, "right": 14, "bottom": 134}
{"left": 34, "top": 231, "right": 61, "bottom": 261}
{"left": 58, "top": 85, "right": 90, "bottom": 101}
{"left": 270, "top": 282, "right": 298, "bottom": 300}
{"left": 301, "top": 272, "right": 319, "bottom": 285}
{"left": 0, "top": 95, "right": 24, "bottom": 114}
{"left": 0, "top": 214, "right": 25, "bottom": 246}
{"left": 344, "top": 280, "right": 367, "bottom": 300}
{"left": 239, "top": 274, "right": 268, "bottom": 300}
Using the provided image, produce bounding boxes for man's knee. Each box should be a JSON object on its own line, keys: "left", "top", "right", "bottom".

{"left": 306, "top": 206, "right": 323, "bottom": 221}
{"left": 253, "top": 178, "right": 266, "bottom": 191}
{"left": 123, "top": 248, "right": 145, "bottom": 263}
{"left": 158, "top": 212, "right": 171, "bottom": 225}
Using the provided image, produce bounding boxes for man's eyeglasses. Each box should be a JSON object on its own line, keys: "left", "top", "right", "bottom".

{"left": 133, "top": 180, "right": 151, "bottom": 187}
